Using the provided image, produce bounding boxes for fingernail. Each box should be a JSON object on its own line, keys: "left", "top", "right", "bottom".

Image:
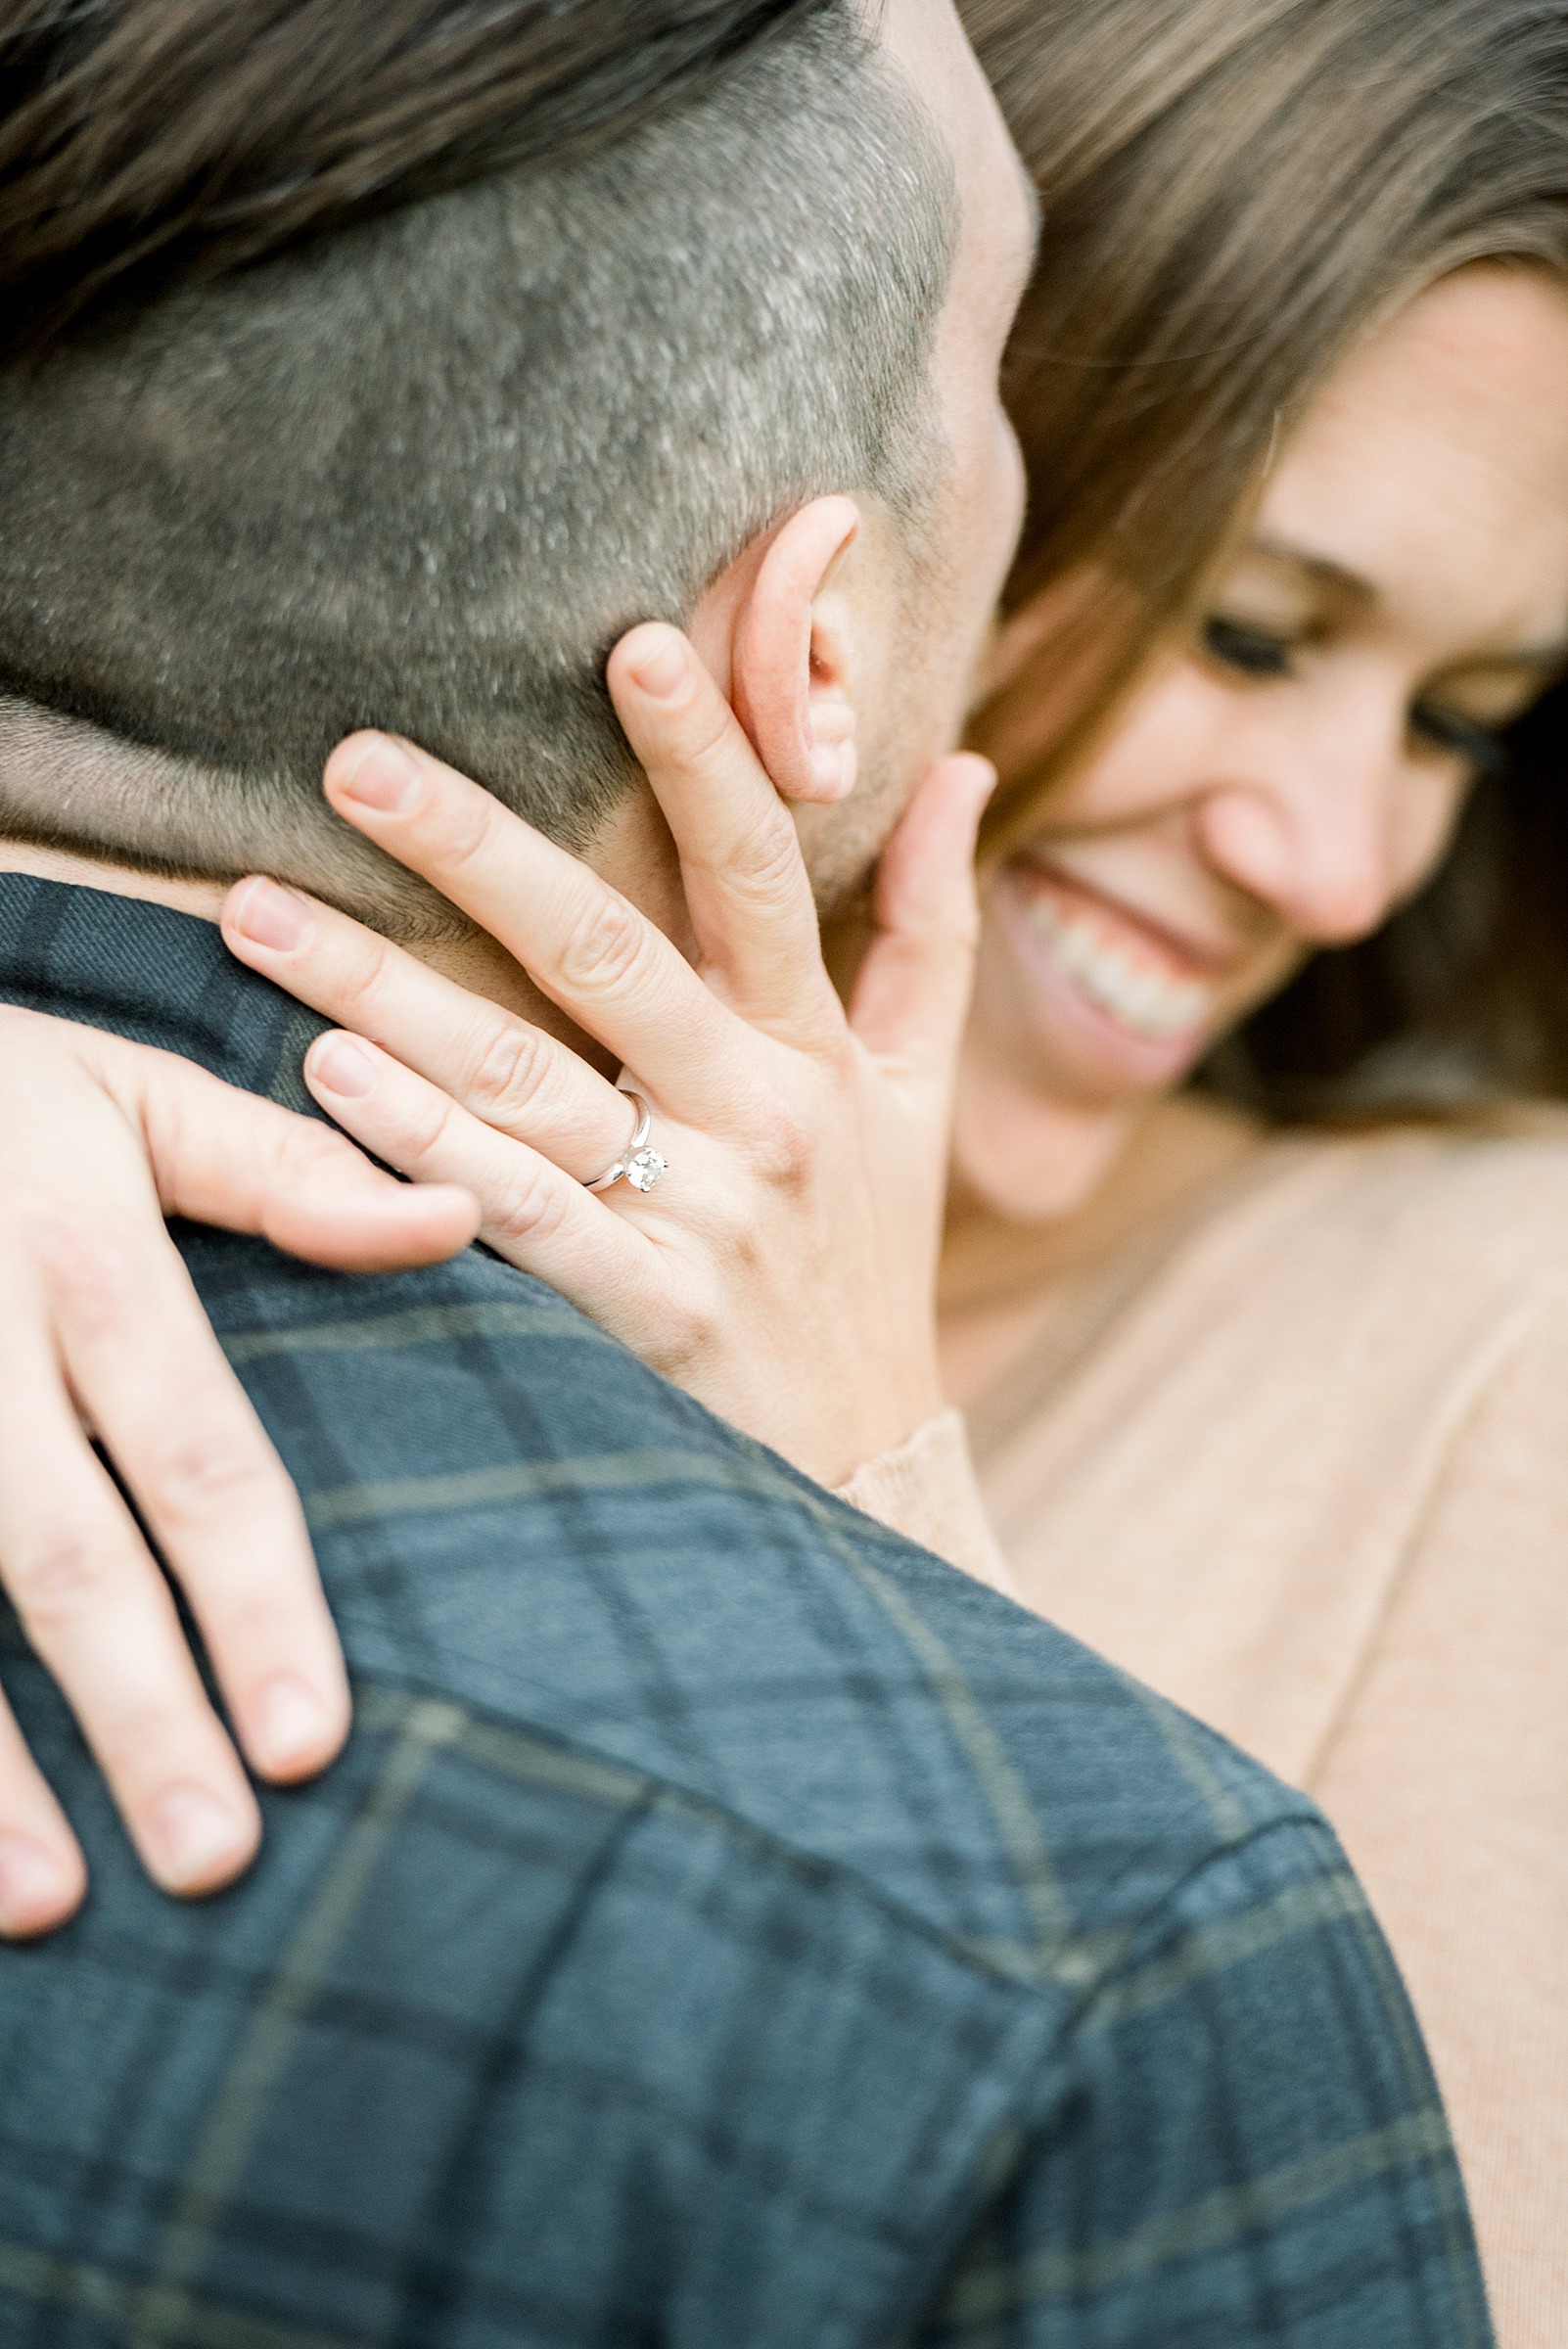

{"left": 230, "top": 877, "right": 313, "bottom": 953}
{"left": 148, "top": 1785, "right": 251, "bottom": 1891}
{"left": 309, "top": 1036, "right": 378, "bottom": 1099}
{"left": 628, "top": 632, "right": 688, "bottom": 701}
{"left": 334, "top": 734, "right": 423, "bottom": 813}
{"left": 250, "top": 1675, "right": 336, "bottom": 1777}
{"left": 0, "top": 1832, "right": 75, "bottom": 1937}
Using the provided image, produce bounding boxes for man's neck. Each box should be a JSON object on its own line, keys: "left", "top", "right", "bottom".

{"left": 0, "top": 788, "right": 698, "bottom": 1076}
{"left": 0, "top": 837, "right": 230, "bottom": 924}
{"left": 0, "top": 834, "right": 595, "bottom": 1046}
{"left": 0, "top": 671, "right": 704, "bottom": 1043}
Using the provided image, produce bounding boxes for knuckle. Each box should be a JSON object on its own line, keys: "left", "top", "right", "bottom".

{"left": 464, "top": 1022, "right": 554, "bottom": 1131}
{"left": 714, "top": 814, "right": 802, "bottom": 906}
{"left": 657, "top": 1289, "right": 720, "bottom": 1375}
{"left": 144, "top": 1428, "right": 283, "bottom": 1530}
{"left": 10, "top": 1530, "right": 124, "bottom": 1626}
{"left": 270, "top": 1114, "right": 353, "bottom": 1189}
{"left": 428, "top": 789, "right": 505, "bottom": 881}
{"left": 323, "top": 930, "right": 393, "bottom": 1024}
{"left": 35, "top": 1220, "right": 147, "bottom": 1332}
{"left": 751, "top": 1096, "right": 816, "bottom": 1190}
{"left": 554, "top": 894, "right": 654, "bottom": 998}
{"left": 625, "top": 660, "right": 729, "bottom": 764}
{"left": 486, "top": 1163, "right": 573, "bottom": 1250}
{"left": 386, "top": 1084, "right": 464, "bottom": 1173}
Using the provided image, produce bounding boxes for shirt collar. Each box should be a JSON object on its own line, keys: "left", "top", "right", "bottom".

{"left": 0, "top": 872, "right": 329, "bottom": 1113}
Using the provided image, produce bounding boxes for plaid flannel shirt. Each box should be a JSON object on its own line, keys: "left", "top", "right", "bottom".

{"left": 0, "top": 874, "right": 1492, "bottom": 2348}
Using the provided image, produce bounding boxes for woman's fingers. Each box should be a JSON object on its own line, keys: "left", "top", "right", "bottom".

{"left": 605, "top": 624, "right": 837, "bottom": 1040}
{"left": 315, "top": 733, "right": 748, "bottom": 1124}
{"left": 222, "top": 881, "right": 638, "bottom": 1183}
{"left": 849, "top": 754, "right": 995, "bottom": 1086}
{"left": 300, "top": 1032, "right": 659, "bottom": 1319}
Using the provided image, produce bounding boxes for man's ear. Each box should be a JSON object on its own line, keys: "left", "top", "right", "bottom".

{"left": 691, "top": 495, "right": 863, "bottom": 805}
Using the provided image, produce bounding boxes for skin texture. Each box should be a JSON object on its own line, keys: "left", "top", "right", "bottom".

{"left": 14, "top": 118, "right": 1563, "bottom": 1957}
{"left": 0, "top": 0, "right": 1036, "bottom": 1934}
{"left": 951, "top": 264, "right": 1568, "bottom": 1232}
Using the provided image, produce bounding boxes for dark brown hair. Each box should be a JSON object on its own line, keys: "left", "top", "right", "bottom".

{"left": 962, "top": 0, "right": 1568, "bottom": 1117}
{"left": 0, "top": 0, "right": 835, "bottom": 360}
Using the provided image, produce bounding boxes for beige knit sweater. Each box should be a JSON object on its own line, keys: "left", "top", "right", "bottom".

{"left": 843, "top": 1100, "right": 1568, "bottom": 2349}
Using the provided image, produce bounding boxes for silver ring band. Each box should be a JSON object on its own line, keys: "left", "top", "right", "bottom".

{"left": 584, "top": 1090, "right": 667, "bottom": 1194}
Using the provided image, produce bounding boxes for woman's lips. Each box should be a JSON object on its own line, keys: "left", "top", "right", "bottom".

{"left": 1005, "top": 860, "right": 1224, "bottom": 1048}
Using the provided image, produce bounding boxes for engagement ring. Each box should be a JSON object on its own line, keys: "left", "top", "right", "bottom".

{"left": 584, "top": 1091, "right": 667, "bottom": 1195}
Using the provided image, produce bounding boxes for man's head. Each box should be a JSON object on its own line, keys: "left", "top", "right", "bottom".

{"left": 0, "top": 0, "right": 1033, "bottom": 931}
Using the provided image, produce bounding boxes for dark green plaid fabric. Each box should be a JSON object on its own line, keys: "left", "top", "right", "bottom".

{"left": 0, "top": 875, "right": 1493, "bottom": 2347}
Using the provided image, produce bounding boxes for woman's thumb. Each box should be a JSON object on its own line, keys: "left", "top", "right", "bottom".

{"left": 849, "top": 753, "right": 995, "bottom": 1074}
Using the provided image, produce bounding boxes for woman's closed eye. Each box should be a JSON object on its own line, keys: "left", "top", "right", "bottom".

{"left": 1200, "top": 614, "right": 1297, "bottom": 681}
{"left": 1408, "top": 701, "right": 1511, "bottom": 778}
{"left": 1202, "top": 610, "right": 1517, "bottom": 779}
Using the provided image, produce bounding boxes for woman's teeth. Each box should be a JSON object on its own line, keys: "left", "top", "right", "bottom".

{"left": 1026, "top": 892, "right": 1215, "bottom": 1040}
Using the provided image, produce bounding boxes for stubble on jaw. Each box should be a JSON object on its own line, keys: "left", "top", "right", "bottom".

{"left": 795, "top": 508, "right": 976, "bottom": 918}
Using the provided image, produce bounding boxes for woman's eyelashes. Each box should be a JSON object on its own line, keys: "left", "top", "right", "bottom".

{"left": 1200, "top": 614, "right": 1297, "bottom": 680}
{"left": 1201, "top": 609, "right": 1514, "bottom": 778}
{"left": 1408, "top": 701, "right": 1511, "bottom": 777}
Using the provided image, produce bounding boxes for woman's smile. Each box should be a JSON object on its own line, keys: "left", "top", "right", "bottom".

{"left": 992, "top": 850, "right": 1255, "bottom": 1087}
{"left": 963, "top": 262, "right": 1568, "bottom": 1204}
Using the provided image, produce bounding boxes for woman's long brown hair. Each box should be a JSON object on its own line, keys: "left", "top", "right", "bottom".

{"left": 962, "top": 0, "right": 1568, "bottom": 1118}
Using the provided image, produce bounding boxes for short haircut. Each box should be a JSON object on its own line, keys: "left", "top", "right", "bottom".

{"left": 0, "top": 1, "right": 955, "bottom": 926}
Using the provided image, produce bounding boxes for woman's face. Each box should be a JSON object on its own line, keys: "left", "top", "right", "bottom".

{"left": 973, "top": 264, "right": 1568, "bottom": 1118}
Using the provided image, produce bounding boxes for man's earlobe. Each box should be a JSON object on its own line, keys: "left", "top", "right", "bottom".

{"left": 730, "top": 495, "right": 862, "bottom": 805}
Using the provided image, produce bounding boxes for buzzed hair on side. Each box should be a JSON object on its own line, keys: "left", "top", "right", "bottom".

{"left": 0, "top": 1, "right": 956, "bottom": 928}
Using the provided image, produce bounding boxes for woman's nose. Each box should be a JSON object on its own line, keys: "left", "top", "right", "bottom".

{"left": 1193, "top": 730, "right": 1402, "bottom": 946}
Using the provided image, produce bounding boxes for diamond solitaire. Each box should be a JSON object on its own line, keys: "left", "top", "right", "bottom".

{"left": 584, "top": 1092, "right": 666, "bottom": 1195}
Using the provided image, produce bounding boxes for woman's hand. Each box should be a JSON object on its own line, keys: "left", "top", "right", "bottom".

{"left": 0, "top": 619, "right": 987, "bottom": 1935}
{"left": 221, "top": 624, "right": 993, "bottom": 1490}
{"left": 0, "top": 1011, "right": 478, "bottom": 1936}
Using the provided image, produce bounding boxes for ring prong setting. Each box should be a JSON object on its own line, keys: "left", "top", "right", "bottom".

{"left": 584, "top": 1091, "right": 666, "bottom": 1195}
